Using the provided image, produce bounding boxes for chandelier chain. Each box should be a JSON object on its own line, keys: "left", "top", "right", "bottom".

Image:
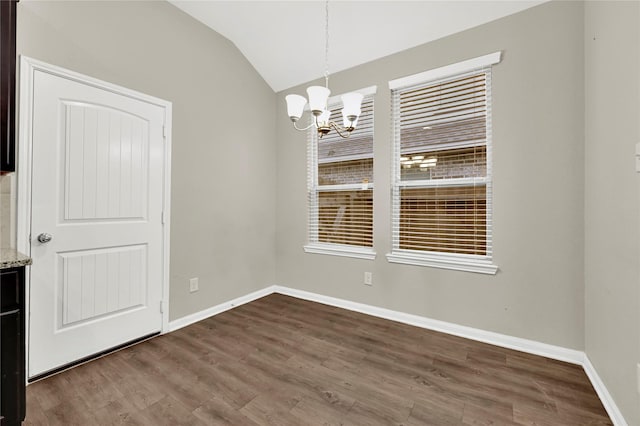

{"left": 324, "top": 0, "right": 329, "bottom": 88}
{"left": 284, "top": 0, "right": 361, "bottom": 140}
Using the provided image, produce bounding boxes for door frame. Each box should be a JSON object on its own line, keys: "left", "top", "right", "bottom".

{"left": 16, "top": 56, "right": 173, "bottom": 378}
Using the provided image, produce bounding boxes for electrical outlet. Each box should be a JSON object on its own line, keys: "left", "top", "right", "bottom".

{"left": 364, "top": 272, "right": 373, "bottom": 286}
{"left": 189, "top": 277, "right": 199, "bottom": 293}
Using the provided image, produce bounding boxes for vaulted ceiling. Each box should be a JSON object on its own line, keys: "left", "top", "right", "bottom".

{"left": 170, "top": 1, "right": 545, "bottom": 92}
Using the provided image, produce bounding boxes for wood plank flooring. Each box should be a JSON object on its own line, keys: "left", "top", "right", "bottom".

{"left": 24, "top": 294, "right": 612, "bottom": 425}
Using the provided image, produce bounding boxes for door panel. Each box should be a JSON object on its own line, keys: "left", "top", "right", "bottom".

{"left": 57, "top": 244, "right": 147, "bottom": 328}
{"left": 29, "top": 69, "right": 166, "bottom": 378}
{"left": 62, "top": 103, "right": 149, "bottom": 221}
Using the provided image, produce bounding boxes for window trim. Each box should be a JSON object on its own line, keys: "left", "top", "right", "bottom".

{"left": 386, "top": 250, "right": 497, "bottom": 274}
{"left": 388, "top": 53, "right": 501, "bottom": 274}
{"left": 304, "top": 243, "right": 376, "bottom": 260}
{"left": 306, "top": 85, "right": 377, "bottom": 258}
{"left": 389, "top": 52, "right": 501, "bottom": 90}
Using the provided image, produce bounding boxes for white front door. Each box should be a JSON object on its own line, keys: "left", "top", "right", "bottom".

{"left": 26, "top": 64, "right": 169, "bottom": 378}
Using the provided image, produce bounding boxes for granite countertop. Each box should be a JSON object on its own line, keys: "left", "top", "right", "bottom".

{"left": 0, "top": 248, "right": 32, "bottom": 270}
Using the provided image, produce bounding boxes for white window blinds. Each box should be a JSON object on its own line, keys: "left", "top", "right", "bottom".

{"left": 388, "top": 54, "right": 500, "bottom": 274}
{"left": 306, "top": 92, "right": 375, "bottom": 256}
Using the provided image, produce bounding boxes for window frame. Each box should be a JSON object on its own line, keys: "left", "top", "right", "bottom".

{"left": 304, "top": 85, "right": 377, "bottom": 260}
{"left": 386, "top": 53, "right": 501, "bottom": 274}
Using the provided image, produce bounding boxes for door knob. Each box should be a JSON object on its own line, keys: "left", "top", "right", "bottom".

{"left": 37, "top": 233, "right": 53, "bottom": 243}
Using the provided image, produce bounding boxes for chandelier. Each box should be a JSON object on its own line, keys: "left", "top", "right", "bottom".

{"left": 285, "top": 0, "right": 364, "bottom": 139}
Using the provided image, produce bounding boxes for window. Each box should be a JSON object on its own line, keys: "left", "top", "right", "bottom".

{"left": 387, "top": 53, "right": 501, "bottom": 274}
{"left": 304, "top": 86, "right": 376, "bottom": 259}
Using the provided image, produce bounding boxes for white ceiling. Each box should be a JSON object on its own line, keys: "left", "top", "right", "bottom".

{"left": 169, "top": 1, "right": 545, "bottom": 92}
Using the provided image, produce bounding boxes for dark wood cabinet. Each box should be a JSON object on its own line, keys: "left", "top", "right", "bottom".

{"left": 0, "top": 0, "right": 18, "bottom": 173}
{"left": 0, "top": 266, "right": 26, "bottom": 426}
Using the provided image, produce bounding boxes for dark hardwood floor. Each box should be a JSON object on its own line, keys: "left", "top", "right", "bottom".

{"left": 24, "top": 294, "right": 612, "bottom": 425}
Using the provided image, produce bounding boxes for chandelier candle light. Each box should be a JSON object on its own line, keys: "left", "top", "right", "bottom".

{"left": 285, "top": 0, "right": 364, "bottom": 139}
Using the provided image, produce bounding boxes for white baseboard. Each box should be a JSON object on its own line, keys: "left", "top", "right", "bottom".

{"left": 272, "top": 286, "right": 584, "bottom": 365}
{"left": 167, "top": 284, "right": 628, "bottom": 426}
{"left": 168, "top": 286, "right": 276, "bottom": 332}
{"left": 582, "top": 355, "right": 629, "bottom": 426}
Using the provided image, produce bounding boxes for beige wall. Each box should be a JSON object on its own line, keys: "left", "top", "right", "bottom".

{"left": 14, "top": 1, "right": 277, "bottom": 320}
{"left": 585, "top": 1, "right": 640, "bottom": 424}
{"left": 276, "top": 0, "right": 586, "bottom": 350}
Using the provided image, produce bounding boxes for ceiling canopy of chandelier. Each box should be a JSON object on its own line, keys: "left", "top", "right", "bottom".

{"left": 285, "top": 1, "right": 364, "bottom": 139}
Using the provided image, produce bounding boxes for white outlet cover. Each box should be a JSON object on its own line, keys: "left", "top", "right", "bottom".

{"left": 189, "top": 277, "right": 199, "bottom": 293}
{"left": 364, "top": 272, "right": 373, "bottom": 286}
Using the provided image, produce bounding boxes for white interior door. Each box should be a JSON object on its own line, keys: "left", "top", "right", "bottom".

{"left": 27, "top": 66, "right": 168, "bottom": 378}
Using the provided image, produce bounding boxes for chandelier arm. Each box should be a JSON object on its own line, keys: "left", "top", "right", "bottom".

{"left": 293, "top": 121, "right": 316, "bottom": 131}
{"left": 328, "top": 121, "right": 352, "bottom": 139}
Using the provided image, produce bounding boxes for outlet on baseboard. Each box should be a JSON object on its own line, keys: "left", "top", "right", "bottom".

{"left": 189, "top": 277, "right": 199, "bottom": 293}
{"left": 364, "top": 272, "right": 373, "bottom": 286}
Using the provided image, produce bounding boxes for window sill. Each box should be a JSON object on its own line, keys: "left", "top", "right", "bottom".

{"left": 304, "top": 244, "right": 376, "bottom": 260}
{"left": 386, "top": 251, "right": 498, "bottom": 275}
